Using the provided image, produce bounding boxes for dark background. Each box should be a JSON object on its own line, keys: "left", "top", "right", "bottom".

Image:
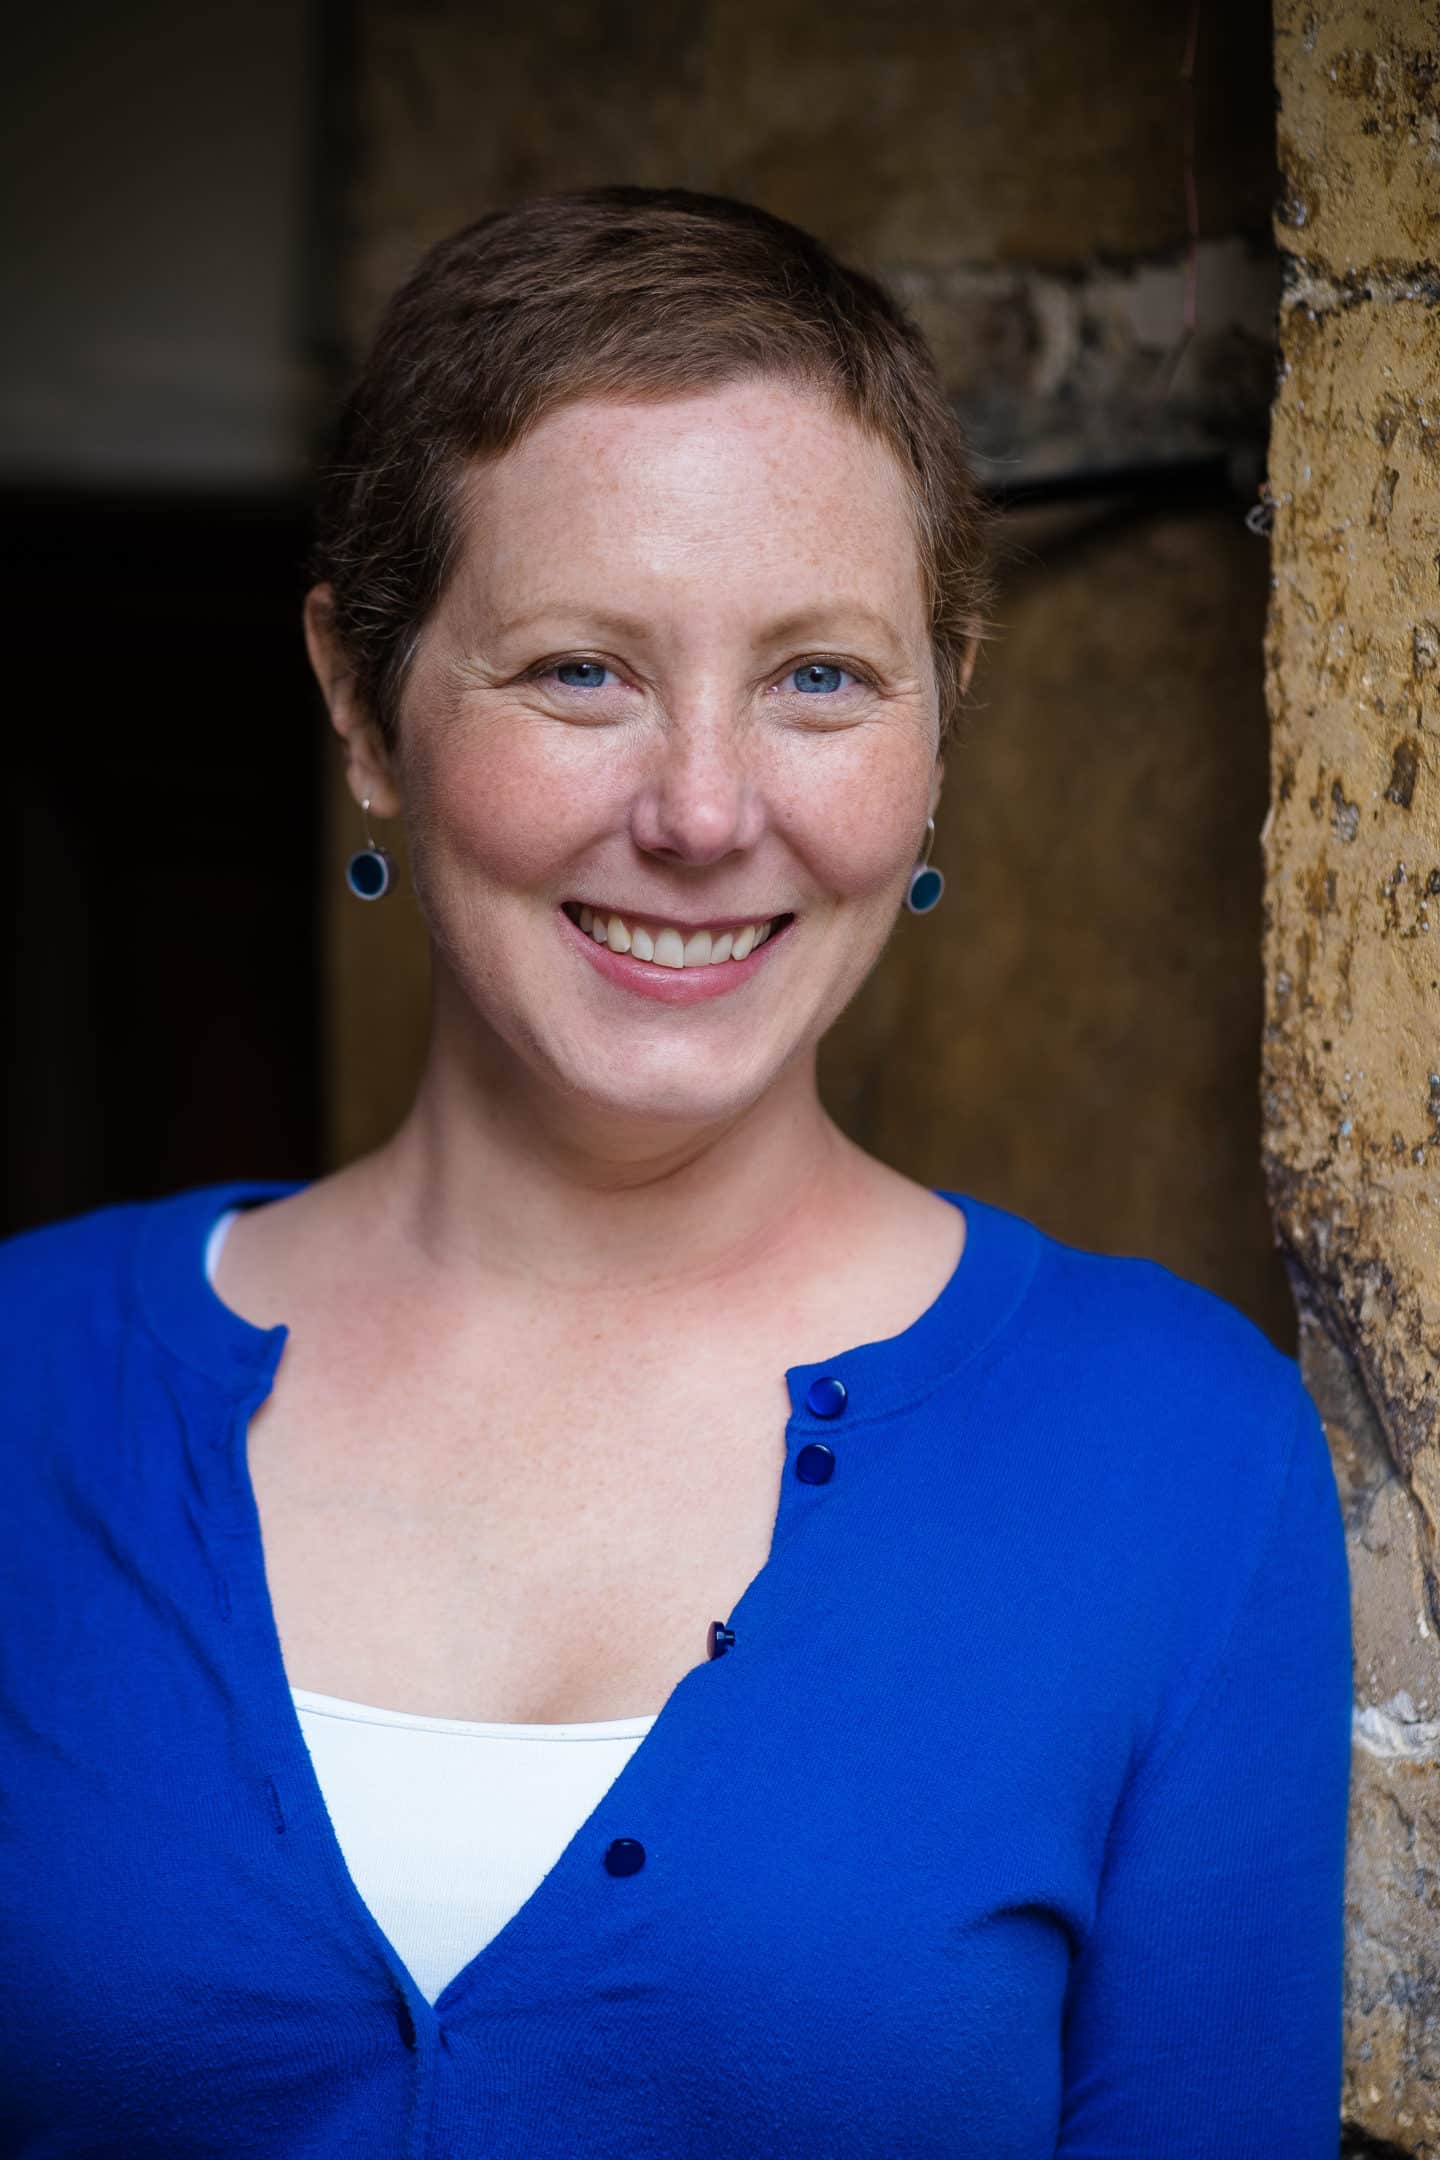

{"left": 5, "top": 1, "right": 331, "bottom": 1230}
{"left": 6, "top": 493, "right": 320, "bottom": 1228}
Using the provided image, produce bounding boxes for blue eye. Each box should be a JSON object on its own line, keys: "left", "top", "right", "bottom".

{"left": 553, "top": 660, "right": 612, "bottom": 689}
{"left": 791, "top": 662, "right": 850, "bottom": 694}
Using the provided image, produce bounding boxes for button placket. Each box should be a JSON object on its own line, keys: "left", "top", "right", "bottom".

{"left": 794, "top": 1373, "right": 850, "bottom": 1477}
{"left": 796, "top": 1370, "right": 846, "bottom": 1482}
{"left": 602, "top": 1370, "right": 849, "bottom": 1898}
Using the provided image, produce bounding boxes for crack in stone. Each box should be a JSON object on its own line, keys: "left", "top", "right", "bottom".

{"left": 1280, "top": 261, "right": 1440, "bottom": 313}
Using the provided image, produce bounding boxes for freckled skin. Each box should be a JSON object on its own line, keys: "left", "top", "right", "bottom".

{"left": 311, "top": 377, "right": 944, "bottom": 1138}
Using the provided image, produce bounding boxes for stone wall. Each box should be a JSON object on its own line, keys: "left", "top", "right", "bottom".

{"left": 1263, "top": 1, "right": 1440, "bottom": 2148}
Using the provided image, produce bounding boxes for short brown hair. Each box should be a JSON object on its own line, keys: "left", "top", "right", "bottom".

{"left": 312, "top": 185, "right": 992, "bottom": 755}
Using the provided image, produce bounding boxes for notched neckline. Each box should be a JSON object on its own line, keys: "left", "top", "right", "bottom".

{"left": 136, "top": 1172, "right": 1045, "bottom": 1426}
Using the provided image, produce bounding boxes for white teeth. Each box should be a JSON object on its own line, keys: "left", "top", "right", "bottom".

{"left": 568, "top": 903, "right": 781, "bottom": 968}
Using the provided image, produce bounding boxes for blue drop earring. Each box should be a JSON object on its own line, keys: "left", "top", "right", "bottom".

{"left": 345, "top": 797, "right": 396, "bottom": 901}
{"left": 903, "top": 817, "right": 944, "bottom": 915}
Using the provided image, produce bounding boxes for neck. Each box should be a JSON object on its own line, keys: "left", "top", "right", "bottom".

{"left": 355, "top": 983, "right": 876, "bottom": 1309}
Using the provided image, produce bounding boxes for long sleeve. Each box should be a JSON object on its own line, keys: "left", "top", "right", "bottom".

{"left": 1056, "top": 1379, "right": 1354, "bottom": 2157}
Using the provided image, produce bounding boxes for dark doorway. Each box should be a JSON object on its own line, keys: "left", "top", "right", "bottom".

{"left": 6, "top": 489, "right": 321, "bottom": 1237}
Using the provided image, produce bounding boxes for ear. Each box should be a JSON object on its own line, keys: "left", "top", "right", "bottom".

{"left": 928, "top": 753, "right": 944, "bottom": 824}
{"left": 304, "top": 584, "right": 402, "bottom": 818}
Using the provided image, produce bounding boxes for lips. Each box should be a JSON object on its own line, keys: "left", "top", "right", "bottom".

{"left": 558, "top": 901, "right": 794, "bottom": 1001}
{"left": 561, "top": 901, "right": 794, "bottom": 970}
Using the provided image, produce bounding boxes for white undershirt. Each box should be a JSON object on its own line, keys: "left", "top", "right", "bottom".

{"left": 204, "top": 1206, "right": 658, "bottom": 2004}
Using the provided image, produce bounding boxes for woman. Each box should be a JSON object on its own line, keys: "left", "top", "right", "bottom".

{"left": 0, "top": 188, "right": 1351, "bottom": 2157}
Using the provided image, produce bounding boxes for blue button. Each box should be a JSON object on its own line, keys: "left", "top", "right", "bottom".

{"left": 805, "top": 1375, "right": 848, "bottom": 1418}
{"left": 604, "top": 1837, "right": 646, "bottom": 1877}
{"left": 795, "top": 1442, "right": 836, "bottom": 1485}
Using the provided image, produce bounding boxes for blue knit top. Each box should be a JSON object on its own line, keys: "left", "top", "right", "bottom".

{"left": 0, "top": 1176, "right": 1352, "bottom": 2157}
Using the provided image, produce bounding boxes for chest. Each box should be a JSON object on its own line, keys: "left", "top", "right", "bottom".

{"left": 244, "top": 1337, "right": 795, "bottom": 1724}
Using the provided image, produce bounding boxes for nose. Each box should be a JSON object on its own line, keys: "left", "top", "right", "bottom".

{"left": 627, "top": 714, "right": 767, "bottom": 867}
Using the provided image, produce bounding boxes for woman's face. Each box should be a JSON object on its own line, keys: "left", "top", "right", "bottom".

{"left": 360, "top": 376, "right": 943, "bottom": 1128}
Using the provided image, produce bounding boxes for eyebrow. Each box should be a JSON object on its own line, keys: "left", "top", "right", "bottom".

{"left": 487, "top": 600, "right": 912, "bottom": 668}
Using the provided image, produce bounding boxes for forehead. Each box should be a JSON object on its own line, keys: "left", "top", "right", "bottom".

{"left": 451, "top": 379, "right": 926, "bottom": 619}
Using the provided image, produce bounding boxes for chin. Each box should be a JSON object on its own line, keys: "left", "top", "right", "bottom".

{"left": 555, "top": 1041, "right": 783, "bottom": 1130}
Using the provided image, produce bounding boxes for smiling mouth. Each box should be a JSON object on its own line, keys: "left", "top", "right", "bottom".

{"left": 560, "top": 901, "right": 795, "bottom": 969}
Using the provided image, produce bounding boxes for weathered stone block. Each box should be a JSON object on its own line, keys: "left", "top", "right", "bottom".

{"left": 1262, "top": 299, "right": 1440, "bottom": 1497}
{"left": 1274, "top": 0, "right": 1440, "bottom": 281}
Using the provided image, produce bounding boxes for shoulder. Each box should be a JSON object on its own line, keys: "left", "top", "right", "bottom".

{"left": 980, "top": 1205, "right": 1343, "bottom": 1755}
{"left": 0, "top": 1195, "right": 161, "bottom": 1490}
{"left": 1015, "top": 1205, "right": 1303, "bottom": 1425}
{"left": 0, "top": 1191, "right": 150, "bottom": 1332}
{"left": 0, "top": 1178, "right": 275, "bottom": 1398}
{"left": 960, "top": 1181, "right": 1301, "bottom": 1398}
{"left": 982, "top": 1200, "right": 1319, "bottom": 1584}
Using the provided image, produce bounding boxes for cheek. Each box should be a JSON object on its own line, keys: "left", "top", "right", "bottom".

{"left": 399, "top": 691, "right": 935, "bottom": 907}
{"left": 771, "top": 739, "right": 931, "bottom": 904}
{"left": 406, "top": 721, "right": 626, "bottom": 893}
